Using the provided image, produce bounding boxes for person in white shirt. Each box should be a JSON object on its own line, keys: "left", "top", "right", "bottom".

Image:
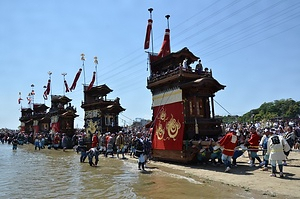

{"left": 267, "top": 130, "right": 290, "bottom": 177}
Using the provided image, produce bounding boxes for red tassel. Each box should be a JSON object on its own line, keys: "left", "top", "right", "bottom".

{"left": 144, "top": 19, "right": 152, "bottom": 49}
{"left": 70, "top": 68, "right": 82, "bottom": 91}
{"left": 64, "top": 80, "right": 70, "bottom": 93}
{"left": 158, "top": 29, "right": 171, "bottom": 58}
{"left": 87, "top": 72, "right": 96, "bottom": 91}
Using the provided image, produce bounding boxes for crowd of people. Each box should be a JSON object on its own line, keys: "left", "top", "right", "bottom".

{"left": 75, "top": 130, "right": 152, "bottom": 170}
{"left": 148, "top": 58, "right": 211, "bottom": 82}
{"left": 0, "top": 128, "right": 153, "bottom": 171}
{"left": 0, "top": 131, "right": 27, "bottom": 149}
{"left": 196, "top": 121, "right": 300, "bottom": 178}
{"left": 2, "top": 120, "right": 299, "bottom": 176}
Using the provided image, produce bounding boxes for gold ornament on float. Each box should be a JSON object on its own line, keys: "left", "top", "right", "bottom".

{"left": 86, "top": 120, "right": 97, "bottom": 134}
{"left": 166, "top": 114, "right": 181, "bottom": 141}
{"left": 156, "top": 121, "right": 165, "bottom": 140}
{"left": 159, "top": 107, "right": 168, "bottom": 122}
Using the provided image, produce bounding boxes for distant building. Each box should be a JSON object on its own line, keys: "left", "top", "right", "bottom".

{"left": 131, "top": 118, "right": 152, "bottom": 131}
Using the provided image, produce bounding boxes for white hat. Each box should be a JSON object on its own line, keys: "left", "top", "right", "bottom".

{"left": 213, "top": 146, "right": 220, "bottom": 150}
{"left": 264, "top": 128, "right": 269, "bottom": 133}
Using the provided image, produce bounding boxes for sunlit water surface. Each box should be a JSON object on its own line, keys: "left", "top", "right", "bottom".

{"left": 0, "top": 144, "right": 266, "bottom": 199}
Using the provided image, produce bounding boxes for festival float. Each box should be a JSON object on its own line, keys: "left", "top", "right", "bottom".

{"left": 19, "top": 78, "right": 78, "bottom": 147}
{"left": 18, "top": 55, "right": 125, "bottom": 149}
{"left": 144, "top": 9, "right": 225, "bottom": 163}
{"left": 79, "top": 55, "right": 125, "bottom": 148}
{"left": 81, "top": 84, "right": 125, "bottom": 148}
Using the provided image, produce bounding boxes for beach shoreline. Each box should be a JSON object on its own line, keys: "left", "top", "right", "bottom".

{"left": 137, "top": 150, "right": 300, "bottom": 199}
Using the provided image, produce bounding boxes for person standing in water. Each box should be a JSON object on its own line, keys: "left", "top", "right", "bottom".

{"left": 115, "top": 131, "right": 126, "bottom": 159}
{"left": 61, "top": 134, "right": 68, "bottom": 152}
{"left": 77, "top": 135, "right": 87, "bottom": 163}
{"left": 134, "top": 132, "right": 146, "bottom": 171}
{"left": 87, "top": 147, "right": 100, "bottom": 167}
{"left": 12, "top": 137, "right": 18, "bottom": 150}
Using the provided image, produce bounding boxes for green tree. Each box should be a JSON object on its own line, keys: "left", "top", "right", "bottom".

{"left": 219, "top": 98, "right": 300, "bottom": 123}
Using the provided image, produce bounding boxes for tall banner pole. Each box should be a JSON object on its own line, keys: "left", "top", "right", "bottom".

{"left": 166, "top": 14, "right": 170, "bottom": 29}
{"left": 148, "top": 8, "right": 154, "bottom": 55}
{"left": 81, "top": 53, "right": 86, "bottom": 88}
{"left": 18, "top": 92, "right": 22, "bottom": 108}
{"left": 94, "top": 56, "right": 98, "bottom": 86}
{"left": 62, "top": 73, "right": 67, "bottom": 96}
{"left": 48, "top": 71, "right": 52, "bottom": 96}
{"left": 43, "top": 85, "right": 46, "bottom": 104}
{"left": 30, "top": 84, "right": 35, "bottom": 109}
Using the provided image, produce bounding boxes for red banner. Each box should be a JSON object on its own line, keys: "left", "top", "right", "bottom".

{"left": 51, "top": 122, "right": 60, "bottom": 133}
{"left": 33, "top": 125, "right": 39, "bottom": 134}
{"left": 70, "top": 68, "right": 82, "bottom": 91}
{"left": 20, "top": 126, "right": 25, "bottom": 132}
{"left": 43, "top": 79, "right": 51, "bottom": 100}
{"left": 158, "top": 28, "right": 171, "bottom": 58}
{"left": 152, "top": 101, "right": 184, "bottom": 150}
{"left": 87, "top": 71, "right": 96, "bottom": 91}
{"left": 18, "top": 97, "right": 23, "bottom": 104}
{"left": 64, "top": 80, "right": 70, "bottom": 93}
{"left": 144, "top": 19, "right": 152, "bottom": 49}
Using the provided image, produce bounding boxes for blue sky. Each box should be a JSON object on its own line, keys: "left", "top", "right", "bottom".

{"left": 1, "top": 0, "right": 300, "bottom": 129}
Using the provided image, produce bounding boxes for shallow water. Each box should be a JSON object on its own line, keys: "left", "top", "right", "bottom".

{"left": 0, "top": 143, "right": 270, "bottom": 199}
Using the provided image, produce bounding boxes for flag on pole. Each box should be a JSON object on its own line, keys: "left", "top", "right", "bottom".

{"left": 70, "top": 68, "right": 82, "bottom": 91}
{"left": 27, "top": 96, "right": 31, "bottom": 104}
{"left": 18, "top": 92, "right": 23, "bottom": 104}
{"left": 43, "top": 79, "right": 51, "bottom": 100}
{"left": 43, "top": 92, "right": 48, "bottom": 100}
{"left": 144, "top": 19, "right": 153, "bottom": 49}
{"left": 18, "top": 97, "right": 23, "bottom": 104}
{"left": 64, "top": 80, "right": 70, "bottom": 93}
{"left": 158, "top": 28, "right": 171, "bottom": 58}
{"left": 87, "top": 71, "right": 96, "bottom": 91}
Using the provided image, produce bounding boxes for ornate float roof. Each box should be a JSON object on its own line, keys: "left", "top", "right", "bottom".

{"left": 180, "top": 77, "right": 226, "bottom": 93}
{"left": 84, "top": 84, "right": 113, "bottom": 96}
{"left": 151, "top": 47, "right": 199, "bottom": 69}
{"left": 51, "top": 95, "right": 72, "bottom": 104}
{"left": 33, "top": 103, "right": 48, "bottom": 112}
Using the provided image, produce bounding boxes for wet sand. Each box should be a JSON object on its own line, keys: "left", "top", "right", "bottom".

{"left": 137, "top": 150, "right": 300, "bottom": 199}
